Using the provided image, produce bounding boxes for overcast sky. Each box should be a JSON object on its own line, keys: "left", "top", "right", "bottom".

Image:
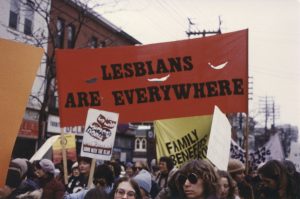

{"left": 92, "top": 0, "right": 300, "bottom": 129}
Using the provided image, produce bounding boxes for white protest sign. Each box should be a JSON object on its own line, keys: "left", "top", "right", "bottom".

{"left": 288, "top": 142, "right": 300, "bottom": 172}
{"left": 80, "top": 108, "right": 119, "bottom": 160}
{"left": 207, "top": 106, "right": 232, "bottom": 170}
{"left": 264, "top": 133, "right": 284, "bottom": 161}
{"left": 30, "top": 135, "right": 60, "bottom": 162}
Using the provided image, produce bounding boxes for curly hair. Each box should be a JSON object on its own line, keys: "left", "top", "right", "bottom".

{"left": 159, "top": 156, "right": 174, "bottom": 171}
{"left": 176, "top": 159, "right": 220, "bottom": 198}
{"left": 94, "top": 164, "right": 114, "bottom": 187}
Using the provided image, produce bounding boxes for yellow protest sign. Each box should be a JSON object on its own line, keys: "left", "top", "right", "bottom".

{"left": 52, "top": 134, "right": 77, "bottom": 164}
{"left": 52, "top": 134, "right": 76, "bottom": 150}
{"left": 0, "top": 38, "right": 43, "bottom": 186}
{"left": 154, "top": 115, "right": 213, "bottom": 168}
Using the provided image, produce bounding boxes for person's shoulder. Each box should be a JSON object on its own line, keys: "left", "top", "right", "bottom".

{"left": 167, "top": 168, "right": 178, "bottom": 179}
{"left": 48, "top": 178, "right": 65, "bottom": 190}
{"left": 169, "top": 168, "right": 178, "bottom": 175}
{"left": 240, "top": 180, "right": 253, "bottom": 189}
{"left": 206, "top": 194, "right": 219, "bottom": 199}
{"left": 64, "top": 189, "right": 88, "bottom": 199}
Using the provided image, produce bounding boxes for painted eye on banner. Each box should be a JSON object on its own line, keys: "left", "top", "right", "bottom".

{"left": 147, "top": 74, "right": 170, "bottom": 82}
{"left": 85, "top": 77, "right": 98, "bottom": 84}
{"left": 208, "top": 61, "right": 228, "bottom": 70}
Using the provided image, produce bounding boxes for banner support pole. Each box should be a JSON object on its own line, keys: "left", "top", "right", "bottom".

{"left": 244, "top": 114, "right": 249, "bottom": 174}
{"left": 60, "top": 128, "right": 68, "bottom": 185}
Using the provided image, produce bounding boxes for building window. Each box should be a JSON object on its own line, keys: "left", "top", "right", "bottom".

{"left": 135, "top": 138, "right": 147, "bottom": 152}
{"left": 90, "top": 37, "right": 97, "bottom": 48}
{"left": 142, "top": 139, "right": 146, "bottom": 149}
{"left": 55, "top": 18, "right": 65, "bottom": 48}
{"left": 24, "top": 0, "right": 35, "bottom": 35}
{"left": 9, "top": 0, "right": 20, "bottom": 29}
{"left": 136, "top": 139, "right": 140, "bottom": 149}
{"left": 67, "top": 25, "right": 75, "bottom": 48}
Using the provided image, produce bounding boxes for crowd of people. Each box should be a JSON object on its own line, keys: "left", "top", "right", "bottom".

{"left": 1, "top": 155, "right": 300, "bottom": 199}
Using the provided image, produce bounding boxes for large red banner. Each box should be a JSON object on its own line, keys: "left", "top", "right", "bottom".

{"left": 56, "top": 30, "right": 248, "bottom": 127}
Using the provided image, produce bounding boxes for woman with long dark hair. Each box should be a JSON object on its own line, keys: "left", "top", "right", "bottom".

{"left": 175, "top": 159, "right": 220, "bottom": 199}
{"left": 258, "top": 160, "right": 300, "bottom": 199}
{"left": 217, "top": 170, "right": 240, "bottom": 199}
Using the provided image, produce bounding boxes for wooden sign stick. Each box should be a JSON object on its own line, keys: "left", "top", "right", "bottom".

{"left": 88, "top": 159, "right": 96, "bottom": 188}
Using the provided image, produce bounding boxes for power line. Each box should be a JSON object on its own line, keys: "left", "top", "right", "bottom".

{"left": 156, "top": 0, "right": 187, "bottom": 29}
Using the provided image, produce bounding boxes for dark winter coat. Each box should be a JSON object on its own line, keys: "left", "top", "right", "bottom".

{"left": 41, "top": 177, "right": 65, "bottom": 199}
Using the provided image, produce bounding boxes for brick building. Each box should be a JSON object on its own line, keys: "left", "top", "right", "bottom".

{"left": 9, "top": 0, "right": 141, "bottom": 159}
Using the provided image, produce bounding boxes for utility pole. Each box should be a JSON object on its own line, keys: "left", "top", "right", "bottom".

{"left": 248, "top": 76, "right": 253, "bottom": 101}
{"left": 259, "top": 96, "right": 280, "bottom": 133}
{"left": 265, "top": 96, "right": 269, "bottom": 131}
{"left": 272, "top": 100, "right": 280, "bottom": 127}
{"left": 186, "top": 16, "right": 222, "bottom": 38}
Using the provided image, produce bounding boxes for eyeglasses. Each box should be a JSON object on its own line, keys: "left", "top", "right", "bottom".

{"left": 115, "top": 188, "right": 136, "bottom": 198}
{"left": 177, "top": 173, "right": 199, "bottom": 185}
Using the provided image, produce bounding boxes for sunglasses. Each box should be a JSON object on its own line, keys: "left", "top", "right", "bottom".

{"left": 177, "top": 173, "right": 199, "bottom": 185}
{"left": 132, "top": 166, "right": 142, "bottom": 172}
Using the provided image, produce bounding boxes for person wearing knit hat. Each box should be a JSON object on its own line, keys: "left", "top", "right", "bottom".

{"left": 133, "top": 169, "right": 152, "bottom": 199}
{"left": 228, "top": 159, "right": 245, "bottom": 175}
{"left": 38, "top": 159, "right": 56, "bottom": 174}
{"left": 0, "top": 158, "right": 29, "bottom": 198}
{"left": 72, "top": 161, "right": 79, "bottom": 170}
{"left": 125, "top": 162, "right": 134, "bottom": 178}
{"left": 6, "top": 158, "right": 29, "bottom": 189}
{"left": 71, "top": 161, "right": 80, "bottom": 177}
{"left": 35, "top": 159, "right": 65, "bottom": 199}
{"left": 227, "top": 159, "right": 254, "bottom": 199}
